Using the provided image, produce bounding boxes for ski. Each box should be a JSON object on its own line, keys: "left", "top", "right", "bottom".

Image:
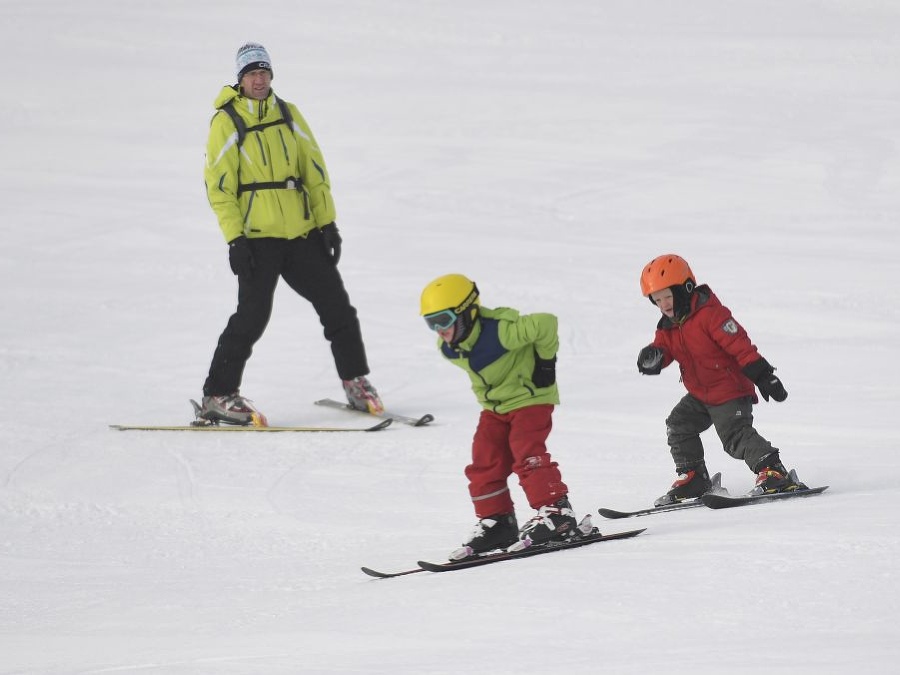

{"left": 415, "top": 527, "right": 645, "bottom": 574}
{"left": 701, "top": 486, "right": 828, "bottom": 509}
{"left": 599, "top": 500, "right": 704, "bottom": 519}
{"left": 360, "top": 565, "right": 427, "bottom": 579}
{"left": 314, "top": 398, "right": 434, "bottom": 427}
{"left": 360, "top": 516, "right": 645, "bottom": 580}
{"left": 361, "top": 528, "right": 645, "bottom": 579}
{"left": 109, "top": 418, "right": 392, "bottom": 432}
{"left": 598, "top": 472, "right": 727, "bottom": 519}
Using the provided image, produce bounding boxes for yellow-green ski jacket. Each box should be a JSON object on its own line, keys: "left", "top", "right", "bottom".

{"left": 204, "top": 85, "right": 337, "bottom": 243}
{"left": 438, "top": 306, "right": 560, "bottom": 414}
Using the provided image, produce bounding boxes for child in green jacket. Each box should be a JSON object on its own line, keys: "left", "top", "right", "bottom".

{"left": 420, "top": 274, "right": 582, "bottom": 560}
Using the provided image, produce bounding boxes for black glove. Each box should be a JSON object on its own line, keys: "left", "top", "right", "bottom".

{"left": 228, "top": 236, "right": 254, "bottom": 279}
{"left": 532, "top": 353, "right": 557, "bottom": 388}
{"left": 637, "top": 345, "right": 664, "bottom": 375}
{"left": 742, "top": 358, "right": 788, "bottom": 402}
{"left": 320, "top": 222, "right": 342, "bottom": 265}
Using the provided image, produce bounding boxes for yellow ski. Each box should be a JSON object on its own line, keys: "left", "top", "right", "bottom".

{"left": 109, "top": 418, "right": 391, "bottom": 432}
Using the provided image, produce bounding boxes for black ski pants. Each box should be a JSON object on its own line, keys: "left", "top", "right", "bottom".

{"left": 665, "top": 394, "right": 778, "bottom": 473}
{"left": 203, "top": 231, "right": 369, "bottom": 396}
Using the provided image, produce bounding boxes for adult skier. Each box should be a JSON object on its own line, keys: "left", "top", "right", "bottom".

{"left": 198, "top": 42, "right": 382, "bottom": 425}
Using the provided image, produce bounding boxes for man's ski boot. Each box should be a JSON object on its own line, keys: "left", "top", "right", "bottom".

{"left": 342, "top": 376, "right": 384, "bottom": 414}
{"left": 191, "top": 392, "right": 268, "bottom": 427}
{"left": 508, "top": 497, "right": 579, "bottom": 552}
{"left": 449, "top": 513, "right": 519, "bottom": 561}
{"left": 751, "top": 453, "right": 807, "bottom": 495}
{"left": 654, "top": 462, "right": 713, "bottom": 507}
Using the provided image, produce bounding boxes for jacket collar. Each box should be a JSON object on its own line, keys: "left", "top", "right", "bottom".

{"left": 214, "top": 85, "right": 275, "bottom": 120}
{"left": 448, "top": 317, "right": 482, "bottom": 353}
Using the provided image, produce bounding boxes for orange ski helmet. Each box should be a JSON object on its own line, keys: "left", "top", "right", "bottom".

{"left": 640, "top": 254, "right": 695, "bottom": 297}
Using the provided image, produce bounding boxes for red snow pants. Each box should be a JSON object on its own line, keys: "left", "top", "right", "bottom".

{"left": 465, "top": 404, "right": 568, "bottom": 518}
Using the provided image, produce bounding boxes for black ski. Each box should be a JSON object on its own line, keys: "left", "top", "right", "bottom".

{"left": 314, "top": 398, "right": 434, "bottom": 427}
{"left": 360, "top": 565, "right": 427, "bottom": 579}
{"left": 701, "top": 485, "right": 828, "bottom": 509}
{"left": 415, "top": 528, "right": 645, "bottom": 573}
{"left": 598, "top": 472, "right": 727, "bottom": 519}
{"left": 599, "top": 500, "right": 704, "bottom": 519}
{"left": 361, "top": 528, "right": 646, "bottom": 579}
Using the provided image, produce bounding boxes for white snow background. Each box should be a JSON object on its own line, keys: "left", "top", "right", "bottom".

{"left": 2, "top": 1, "right": 898, "bottom": 673}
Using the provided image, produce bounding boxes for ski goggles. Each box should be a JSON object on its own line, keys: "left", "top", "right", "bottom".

{"left": 423, "top": 309, "right": 458, "bottom": 331}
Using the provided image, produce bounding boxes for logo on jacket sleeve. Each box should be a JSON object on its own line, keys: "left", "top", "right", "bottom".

{"left": 721, "top": 319, "right": 738, "bottom": 334}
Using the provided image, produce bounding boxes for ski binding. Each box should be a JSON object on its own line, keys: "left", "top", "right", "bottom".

{"left": 702, "top": 471, "right": 828, "bottom": 509}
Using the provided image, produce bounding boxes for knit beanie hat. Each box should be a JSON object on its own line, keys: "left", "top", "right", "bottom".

{"left": 235, "top": 42, "right": 273, "bottom": 81}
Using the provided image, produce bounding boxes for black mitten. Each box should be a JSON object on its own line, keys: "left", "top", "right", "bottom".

{"left": 637, "top": 345, "right": 664, "bottom": 375}
{"left": 228, "top": 236, "right": 255, "bottom": 279}
{"left": 320, "top": 222, "right": 342, "bottom": 264}
{"left": 532, "top": 353, "right": 557, "bottom": 388}
{"left": 742, "top": 358, "right": 788, "bottom": 402}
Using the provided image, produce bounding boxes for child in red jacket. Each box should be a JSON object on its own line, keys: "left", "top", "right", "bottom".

{"left": 637, "top": 254, "right": 805, "bottom": 506}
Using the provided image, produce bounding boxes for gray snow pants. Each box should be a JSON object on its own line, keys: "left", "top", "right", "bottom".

{"left": 665, "top": 394, "right": 777, "bottom": 473}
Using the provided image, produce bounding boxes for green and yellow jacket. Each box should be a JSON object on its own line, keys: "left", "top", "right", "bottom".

{"left": 204, "top": 85, "right": 337, "bottom": 243}
{"left": 438, "top": 306, "right": 560, "bottom": 414}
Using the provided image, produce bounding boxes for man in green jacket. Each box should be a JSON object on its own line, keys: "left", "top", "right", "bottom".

{"left": 198, "top": 43, "right": 381, "bottom": 426}
{"left": 420, "top": 274, "right": 580, "bottom": 560}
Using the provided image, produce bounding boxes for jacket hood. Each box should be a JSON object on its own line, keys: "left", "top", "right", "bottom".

{"left": 453, "top": 306, "right": 520, "bottom": 351}
{"left": 213, "top": 85, "right": 241, "bottom": 110}
{"left": 485, "top": 306, "right": 521, "bottom": 322}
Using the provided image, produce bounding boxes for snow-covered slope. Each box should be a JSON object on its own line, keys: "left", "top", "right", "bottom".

{"left": 2, "top": 1, "right": 898, "bottom": 672}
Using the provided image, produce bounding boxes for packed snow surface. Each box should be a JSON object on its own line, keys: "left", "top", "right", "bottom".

{"left": 2, "top": 1, "right": 897, "bottom": 673}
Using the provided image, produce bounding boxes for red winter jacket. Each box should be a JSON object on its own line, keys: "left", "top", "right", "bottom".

{"left": 651, "top": 285, "right": 761, "bottom": 406}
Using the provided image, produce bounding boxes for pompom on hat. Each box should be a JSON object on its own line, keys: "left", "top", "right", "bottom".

{"left": 235, "top": 42, "right": 273, "bottom": 81}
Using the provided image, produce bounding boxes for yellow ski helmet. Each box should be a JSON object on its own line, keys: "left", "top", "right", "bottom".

{"left": 420, "top": 274, "right": 481, "bottom": 341}
{"left": 420, "top": 274, "right": 480, "bottom": 317}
